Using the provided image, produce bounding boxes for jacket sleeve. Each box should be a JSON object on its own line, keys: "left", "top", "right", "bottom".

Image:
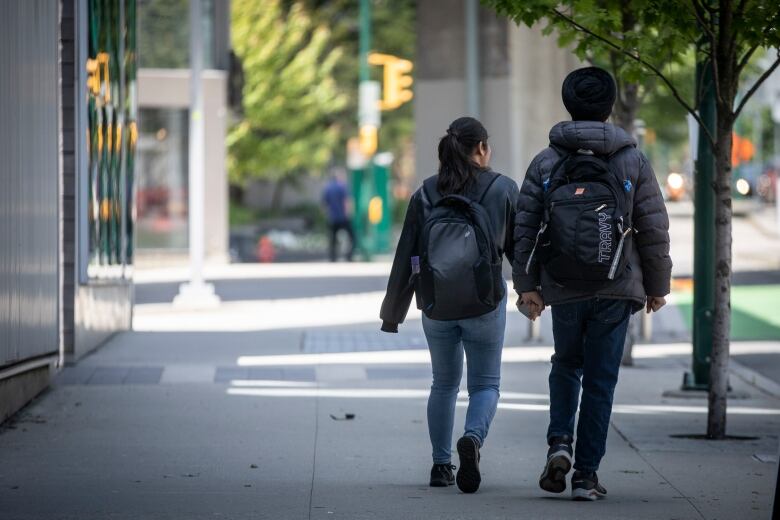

{"left": 632, "top": 153, "right": 673, "bottom": 297}
{"left": 503, "top": 181, "right": 521, "bottom": 265}
{"left": 512, "top": 156, "right": 545, "bottom": 293}
{"left": 379, "top": 191, "right": 421, "bottom": 332}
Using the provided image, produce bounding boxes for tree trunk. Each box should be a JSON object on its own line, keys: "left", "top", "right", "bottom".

{"left": 611, "top": 0, "right": 639, "bottom": 138}
{"left": 707, "top": 120, "right": 734, "bottom": 439}
{"left": 612, "top": 79, "right": 641, "bottom": 367}
{"left": 613, "top": 80, "right": 640, "bottom": 137}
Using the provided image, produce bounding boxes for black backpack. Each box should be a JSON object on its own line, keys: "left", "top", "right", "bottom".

{"left": 526, "top": 148, "right": 633, "bottom": 291}
{"left": 415, "top": 174, "right": 504, "bottom": 320}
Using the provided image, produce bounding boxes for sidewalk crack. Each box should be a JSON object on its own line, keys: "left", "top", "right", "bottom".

{"left": 307, "top": 372, "right": 320, "bottom": 520}
{"left": 610, "top": 420, "right": 706, "bottom": 520}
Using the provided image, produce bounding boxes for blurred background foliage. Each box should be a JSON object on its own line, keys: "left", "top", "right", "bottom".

{"left": 228, "top": 0, "right": 415, "bottom": 207}
{"left": 229, "top": 0, "right": 348, "bottom": 200}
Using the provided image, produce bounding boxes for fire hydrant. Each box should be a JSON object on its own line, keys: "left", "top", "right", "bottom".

{"left": 256, "top": 236, "right": 276, "bottom": 263}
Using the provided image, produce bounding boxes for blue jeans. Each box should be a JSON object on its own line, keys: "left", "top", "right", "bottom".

{"left": 422, "top": 292, "right": 506, "bottom": 465}
{"left": 548, "top": 297, "right": 632, "bottom": 473}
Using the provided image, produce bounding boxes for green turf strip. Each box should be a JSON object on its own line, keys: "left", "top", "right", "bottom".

{"left": 672, "top": 284, "right": 780, "bottom": 340}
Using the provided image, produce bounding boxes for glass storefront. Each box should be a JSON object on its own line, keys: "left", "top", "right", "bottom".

{"left": 85, "top": 0, "right": 138, "bottom": 279}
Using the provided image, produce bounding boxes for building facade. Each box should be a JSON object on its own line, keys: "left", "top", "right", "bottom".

{"left": 415, "top": 0, "right": 581, "bottom": 185}
{"left": 0, "top": 0, "right": 137, "bottom": 422}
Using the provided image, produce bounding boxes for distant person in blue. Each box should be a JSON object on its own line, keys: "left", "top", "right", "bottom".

{"left": 322, "top": 171, "right": 355, "bottom": 262}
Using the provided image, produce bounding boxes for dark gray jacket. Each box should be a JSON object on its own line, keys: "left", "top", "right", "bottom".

{"left": 512, "top": 121, "right": 672, "bottom": 308}
{"left": 380, "top": 171, "right": 521, "bottom": 331}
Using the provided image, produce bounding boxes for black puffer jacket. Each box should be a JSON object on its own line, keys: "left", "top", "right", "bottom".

{"left": 512, "top": 121, "right": 672, "bottom": 307}
{"left": 380, "top": 171, "right": 521, "bottom": 332}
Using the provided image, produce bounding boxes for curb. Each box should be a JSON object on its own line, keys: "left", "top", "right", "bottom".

{"left": 730, "top": 358, "right": 780, "bottom": 399}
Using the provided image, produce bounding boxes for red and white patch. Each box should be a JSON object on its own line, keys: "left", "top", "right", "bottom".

{"left": 574, "top": 187, "right": 586, "bottom": 196}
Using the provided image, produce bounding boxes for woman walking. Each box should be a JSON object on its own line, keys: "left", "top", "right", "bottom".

{"left": 380, "top": 117, "right": 522, "bottom": 493}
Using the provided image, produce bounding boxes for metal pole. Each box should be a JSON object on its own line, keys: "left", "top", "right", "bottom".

{"left": 775, "top": 121, "right": 780, "bottom": 233}
{"left": 359, "top": 0, "right": 371, "bottom": 84}
{"left": 464, "top": 0, "right": 480, "bottom": 119}
{"left": 353, "top": 0, "right": 372, "bottom": 260}
{"left": 174, "top": 0, "right": 219, "bottom": 307}
{"left": 527, "top": 318, "right": 541, "bottom": 342}
{"left": 685, "top": 54, "right": 716, "bottom": 389}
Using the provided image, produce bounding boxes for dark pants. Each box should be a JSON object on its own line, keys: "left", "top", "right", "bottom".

{"left": 328, "top": 220, "right": 355, "bottom": 262}
{"left": 547, "top": 297, "right": 632, "bottom": 473}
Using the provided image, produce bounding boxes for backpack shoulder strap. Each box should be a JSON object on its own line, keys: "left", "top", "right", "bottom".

{"left": 605, "top": 143, "right": 635, "bottom": 161}
{"left": 422, "top": 176, "right": 441, "bottom": 206}
{"left": 476, "top": 172, "right": 501, "bottom": 204}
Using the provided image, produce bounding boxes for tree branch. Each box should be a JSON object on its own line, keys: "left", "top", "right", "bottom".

{"left": 689, "top": 0, "right": 716, "bottom": 41}
{"left": 549, "top": 7, "right": 716, "bottom": 147}
{"left": 734, "top": 0, "right": 748, "bottom": 18}
{"left": 735, "top": 43, "right": 759, "bottom": 75}
{"left": 733, "top": 53, "right": 780, "bottom": 120}
{"left": 700, "top": 0, "right": 725, "bottom": 106}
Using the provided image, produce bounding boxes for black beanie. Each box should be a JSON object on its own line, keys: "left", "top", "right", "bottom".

{"left": 561, "top": 67, "right": 616, "bottom": 122}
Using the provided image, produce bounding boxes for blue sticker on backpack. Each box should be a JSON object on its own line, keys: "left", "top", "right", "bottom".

{"left": 623, "top": 179, "right": 632, "bottom": 193}
{"left": 543, "top": 178, "right": 551, "bottom": 193}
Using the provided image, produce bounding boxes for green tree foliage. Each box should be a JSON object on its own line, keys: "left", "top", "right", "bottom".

{"left": 228, "top": 0, "right": 348, "bottom": 187}
{"left": 486, "top": 0, "right": 780, "bottom": 438}
{"left": 137, "top": 0, "right": 189, "bottom": 68}
{"left": 487, "top": 0, "right": 692, "bottom": 135}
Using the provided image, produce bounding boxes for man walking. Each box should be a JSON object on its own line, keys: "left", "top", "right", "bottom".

{"left": 513, "top": 67, "right": 672, "bottom": 500}
{"left": 322, "top": 171, "right": 355, "bottom": 262}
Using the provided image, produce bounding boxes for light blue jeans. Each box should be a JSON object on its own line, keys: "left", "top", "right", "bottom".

{"left": 422, "top": 291, "right": 506, "bottom": 464}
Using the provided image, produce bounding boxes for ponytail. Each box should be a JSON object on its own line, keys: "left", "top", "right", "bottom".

{"left": 437, "top": 116, "right": 489, "bottom": 195}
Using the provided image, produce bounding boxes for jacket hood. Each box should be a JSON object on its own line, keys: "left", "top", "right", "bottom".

{"left": 549, "top": 121, "right": 636, "bottom": 156}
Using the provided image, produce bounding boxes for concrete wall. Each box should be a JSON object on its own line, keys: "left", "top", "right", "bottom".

{"left": 415, "top": 1, "right": 580, "bottom": 185}
{"left": 0, "top": 0, "right": 61, "bottom": 419}
{"left": 137, "top": 68, "right": 229, "bottom": 262}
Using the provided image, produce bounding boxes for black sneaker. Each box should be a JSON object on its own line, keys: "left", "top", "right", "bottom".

{"left": 539, "top": 435, "right": 573, "bottom": 493}
{"left": 455, "top": 435, "right": 481, "bottom": 493}
{"left": 429, "top": 463, "right": 456, "bottom": 487}
{"left": 571, "top": 470, "right": 607, "bottom": 501}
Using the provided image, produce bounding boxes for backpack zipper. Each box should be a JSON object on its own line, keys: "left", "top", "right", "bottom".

{"left": 607, "top": 220, "right": 632, "bottom": 279}
{"left": 550, "top": 196, "right": 612, "bottom": 208}
{"left": 525, "top": 223, "right": 547, "bottom": 274}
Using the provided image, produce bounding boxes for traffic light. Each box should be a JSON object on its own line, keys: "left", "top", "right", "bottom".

{"left": 368, "top": 53, "right": 414, "bottom": 111}
{"left": 359, "top": 124, "right": 378, "bottom": 157}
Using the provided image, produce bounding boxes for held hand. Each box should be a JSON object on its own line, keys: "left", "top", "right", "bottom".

{"left": 520, "top": 291, "right": 545, "bottom": 321}
{"left": 646, "top": 296, "right": 666, "bottom": 314}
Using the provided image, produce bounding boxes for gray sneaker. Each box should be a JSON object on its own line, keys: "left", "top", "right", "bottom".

{"left": 539, "top": 435, "right": 573, "bottom": 493}
{"left": 571, "top": 470, "right": 607, "bottom": 501}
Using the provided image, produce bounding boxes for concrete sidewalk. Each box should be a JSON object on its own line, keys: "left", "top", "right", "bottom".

{"left": 1, "top": 311, "right": 778, "bottom": 519}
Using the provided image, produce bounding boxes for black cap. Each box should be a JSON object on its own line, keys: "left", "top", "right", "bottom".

{"left": 561, "top": 67, "right": 616, "bottom": 122}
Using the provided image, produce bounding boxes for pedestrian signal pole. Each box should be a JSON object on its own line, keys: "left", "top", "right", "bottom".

{"left": 351, "top": 0, "right": 414, "bottom": 258}
{"left": 685, "top": 50, "right": 717, "bottom": 389}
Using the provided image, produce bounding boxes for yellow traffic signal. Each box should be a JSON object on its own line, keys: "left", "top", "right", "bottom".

{"left": 359, "top": 124, "right": 378, "bottom": 156}
{"left": 368, "top": 196, "right": 383, "bottom": 224}
{"left": 368, "top": 53, "right": 414, "bottom": 111}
